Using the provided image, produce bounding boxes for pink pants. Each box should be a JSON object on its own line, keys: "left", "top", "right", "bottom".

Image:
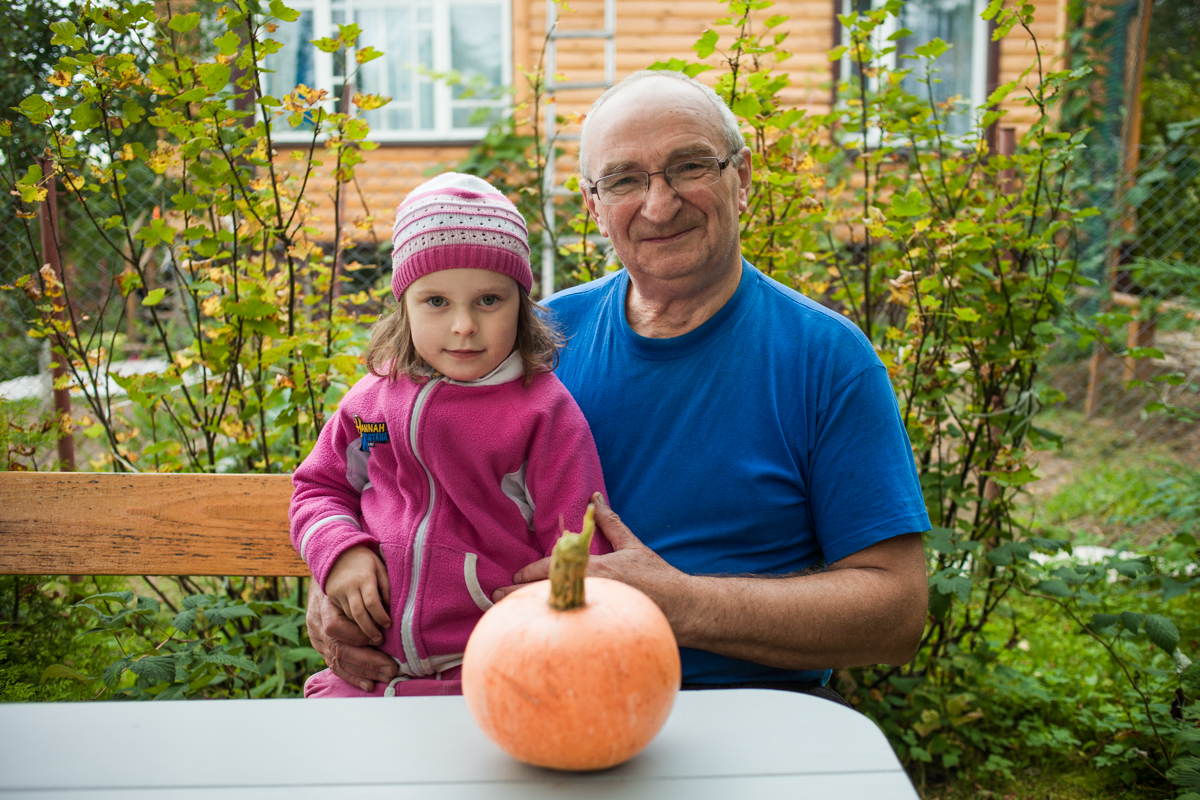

{"left": 303, "top": 666, "right": 463, "bottom": 698}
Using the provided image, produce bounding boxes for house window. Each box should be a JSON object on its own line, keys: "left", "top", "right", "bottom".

{"left": 264, "top": 0, "right": 511, "bottom": 142}
{"left": 840, "top": 0, "right": 990, "bottom": 138}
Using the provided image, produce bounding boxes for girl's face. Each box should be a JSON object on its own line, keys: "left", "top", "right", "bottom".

{"left": 404, "top": 269, "right": 520, "bottom": 382}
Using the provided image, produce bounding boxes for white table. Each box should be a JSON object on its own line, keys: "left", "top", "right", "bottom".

{"left": 0, "top": 689, "right": 917, "bottom": 798}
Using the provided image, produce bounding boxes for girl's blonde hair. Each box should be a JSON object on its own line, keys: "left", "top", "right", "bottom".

{"left": 365, "top": 291, "right": 564, "bottom": 388}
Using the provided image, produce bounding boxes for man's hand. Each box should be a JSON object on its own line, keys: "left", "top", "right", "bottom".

{"left": 307, "top": 583, "right": 398, "bottom": 692}
{"left": 325, "top": 544, "right": 392, "bottom": 643}
{"left": 493, "top": 492, "right": 928, "bottom": 671}
{"left": 492, "top": 493, "right": 691, "bottom": 614}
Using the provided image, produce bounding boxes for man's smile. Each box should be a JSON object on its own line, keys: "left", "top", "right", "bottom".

{"left": 638, "top": 225, "right": 698, "bottom": 244}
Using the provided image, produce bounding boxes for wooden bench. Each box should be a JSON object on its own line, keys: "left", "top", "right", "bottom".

{"left": 0, "top": 473, "right": 307, "bottom": 576}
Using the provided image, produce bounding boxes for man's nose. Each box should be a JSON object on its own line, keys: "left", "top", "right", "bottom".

{"left": 639, "top": 172, "right": 682, "bottom": 223}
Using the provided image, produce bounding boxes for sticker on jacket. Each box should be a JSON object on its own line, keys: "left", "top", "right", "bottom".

{"left": 353, "top": 415, "right": 390, "bottom": 452}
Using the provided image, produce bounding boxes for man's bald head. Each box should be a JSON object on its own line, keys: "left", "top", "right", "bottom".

{"left": 578, "top": 70, "right": 746, "bottom": 180}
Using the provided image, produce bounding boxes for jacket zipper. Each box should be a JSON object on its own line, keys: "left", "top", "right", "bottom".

{"left": 400, "top": 376, "right": 443, "bottom": 676}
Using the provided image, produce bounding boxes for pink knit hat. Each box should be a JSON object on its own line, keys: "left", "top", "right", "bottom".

{"left": 391, "top": 172, "right": 533, "bottom": 299}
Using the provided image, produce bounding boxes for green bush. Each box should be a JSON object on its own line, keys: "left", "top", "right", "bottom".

{"left": 0, "top": 576, "right": 123, "bottom": 702}
{"left": 63, "top": 579, "right": 317, "bottom": 699}
{"left": 646, "top": 1, "right": 1198, "bottom": 795}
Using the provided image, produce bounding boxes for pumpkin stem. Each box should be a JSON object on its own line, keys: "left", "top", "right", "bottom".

{"left": 549, "top": 504, "right": 595, "bottom": 611}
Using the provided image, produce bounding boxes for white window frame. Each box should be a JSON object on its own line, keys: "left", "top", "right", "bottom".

{"left": 838, "top": 0, "right": 990, "bottom": 147}
{"left": 265, "top": 0, "right": 513, "bottom": 144}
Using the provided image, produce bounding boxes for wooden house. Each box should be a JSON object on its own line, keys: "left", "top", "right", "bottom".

{"left": 269, "top": 0, "right": 1066, "bottom": 267}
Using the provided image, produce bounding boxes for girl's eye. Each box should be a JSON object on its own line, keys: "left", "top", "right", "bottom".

{"left": 427, "top": 297, "right": 447, "bottom": 308}
{"left": 479, "top": 295, "right": 499, "bottom": 307}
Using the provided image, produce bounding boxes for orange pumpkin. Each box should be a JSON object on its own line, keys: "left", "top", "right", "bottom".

{"left": 462, "top": 505, "right": 681, "bottom": 771}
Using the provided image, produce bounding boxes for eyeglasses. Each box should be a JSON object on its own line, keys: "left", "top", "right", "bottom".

{"left": 585, "top": 154, "right": 738, "bottom": 206}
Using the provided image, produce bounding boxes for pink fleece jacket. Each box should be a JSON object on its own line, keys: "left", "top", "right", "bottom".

{"left": 290, "top": 352, "right": 610, "bottom": 687}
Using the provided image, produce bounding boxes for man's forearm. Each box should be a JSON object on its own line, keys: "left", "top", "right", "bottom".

{"left": 499, "top": 498, "right": 929, "bottom": 673}
{"left": 663, "top": 533, "right": 928, "bottom": 671}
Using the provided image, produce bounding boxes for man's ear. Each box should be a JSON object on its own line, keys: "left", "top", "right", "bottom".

{"left": 581, "top": 182, "right": 610, "bottom": 238}
{"left": 735, "top": 146, "right": 753, "bottom": 213}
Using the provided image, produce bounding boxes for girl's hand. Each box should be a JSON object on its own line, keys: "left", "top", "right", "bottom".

{"left": 325, "top": 545, "right": 392, "bottom": 644}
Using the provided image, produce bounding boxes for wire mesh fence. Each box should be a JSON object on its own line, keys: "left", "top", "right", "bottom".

{"left": 3, "top": 144, "right": 1199, "bottom": 456}
{"left": 1043, "top": 143, "right": 1200, "bottom": 453}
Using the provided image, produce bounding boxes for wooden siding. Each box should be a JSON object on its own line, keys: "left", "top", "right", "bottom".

{"left": 299, "top": 0, "right": 1068, "bottom": 240}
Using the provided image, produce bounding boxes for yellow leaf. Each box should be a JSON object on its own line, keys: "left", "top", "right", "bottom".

{"left": 352, "top": 92, "right": 389, "bottom": 111}
{"left": 48, "top": 71, "right": 73, "bottom": 88}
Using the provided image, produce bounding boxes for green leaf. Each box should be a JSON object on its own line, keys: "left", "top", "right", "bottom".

{"left": 82, "top": 591, "right": 134, "bottom": 604}
{"left": 925, "top": 526, "right": 958, "bottom": 555}
{"left": 1161, "top": 576, "right": 1197, "bottom": 602}
{"left": 70, "top": 103, "right": 102, "bottom": 131}
{"left": 887, "top": 27, "right": 913, "bottom": 41}
{"left": 214, "top": 30, "right": 241, "bottom": 56}
{"left": 201, "top": 650, "right": 259, "bottom": 673}
{"left": 1031, "top": 321, "right": 1063, "bottom": 336}
{"left": 122, "top": 98, "right": 145, "bottom": 125}
{"left": 989, "top": 465, "right": 1038, "bottom": 486}
{"left": 134, "top": 217, "right": 176, "bottom": 246}
{"left": 203, "top": 604, "right": 258, "bottom": 627}
{"left": 987, "top": 80, "right": 1018, "bottom": 107}
{"left": 283, "top": 646, "right": 322, "bottom": 664}
{"left": 913, "top": 38, "right": 950, "bottom": 59}
{"left": 1168, "top": 756, "right": 1200, "bottom": 790}
{"left": 694, "top": 29, "right": 719, "bottom": 59}
{"left": 933, "top": 571, "right": 972, "bottom": 604}
{"left": 154, "top": 683, "right": 190, "bottom": 701}
{"left": 909, "top": 746, "right": 932, "bottom": 763}
{"left": 1120, "top": 611, "right": 1145, "bottom": 633}
{"left": 41, "top": 664, "right": 96, "bottom": 684}
{"left": 1144, "top": 614, "right": 1180, "bottom": 654}
{"left": 890, "top": 189, "right": 929, "bottom": 217}
{"left": 142, "top": 288, "right": 166, "bottom": 306}
{"left": 731, "top": 92, "right": 761, "bottom": 119}
{"left": 168, "top": 12, "right": 200, "bottom": 32}
{"left": 1034, "top": 579, "right": 1072, "bottom": 598}
{"left": 355, "top": 46, "right": 383, "bottom": 65}
{"left": 1087, "top": 613, "right": 1119, "bottom": 634}
{"left": 270, "top": 0, "right": 302, "bottom": 22}
{"left": 103, "top": 656, "right": 133, "bottom": 689}
{"left": 49, "top": 21, "right": 80, "bottom": 47}
{"left": 129, "top": 654, "right": 177, "bottom": 684}
{"left": 197, "top": 63, "right": 232, "bottom": 93}
{"left": 344, "top": 117, "right": 369, "bottom": 140}
{"left": 981, "top": 0, "right": 1004, "bottom": 20}
{"left": 953, "top": 307, "right": 982, "bottom": 323}
{"left": 338, "top": 22, "right": 363, "bottom": 45}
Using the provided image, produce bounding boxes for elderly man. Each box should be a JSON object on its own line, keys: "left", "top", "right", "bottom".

{"left": 307, "top": 71, "right": 929, "bottom": 698}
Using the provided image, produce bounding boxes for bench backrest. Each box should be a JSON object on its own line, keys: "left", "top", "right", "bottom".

{"left": 0, "top": 473, "right": 308, "bottom": 576}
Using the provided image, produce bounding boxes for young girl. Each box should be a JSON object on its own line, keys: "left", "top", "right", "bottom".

{"left": 290, "top": 173, "right": 610, "bottom": 698}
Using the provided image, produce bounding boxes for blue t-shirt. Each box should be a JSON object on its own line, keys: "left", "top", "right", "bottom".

{"left": 544, "top": 260, "right": 930, "bottom": 685}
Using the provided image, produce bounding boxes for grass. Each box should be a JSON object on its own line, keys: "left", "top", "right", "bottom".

{"left": 1021, "top": 408, "right": 1196, "bottom": 546}
{"left": 920, "top": 407, "right": 1200, "bottom": 800}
